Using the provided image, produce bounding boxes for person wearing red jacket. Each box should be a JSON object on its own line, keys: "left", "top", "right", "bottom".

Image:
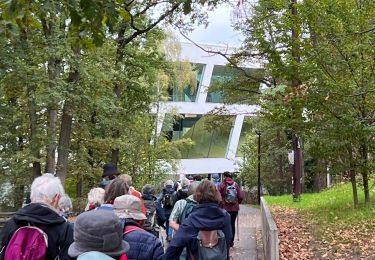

{"left": 218, "top": 171, "right": 244, "bottom": 247}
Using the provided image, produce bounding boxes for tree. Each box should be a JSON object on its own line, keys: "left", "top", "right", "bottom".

{"left": 232, "top": 0, "right": 374, "bottom": 207}
{"left": 0, "top": 0, "right": 223, "bottom": 207}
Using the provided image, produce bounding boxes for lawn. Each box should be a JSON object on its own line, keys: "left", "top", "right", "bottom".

{"left": 264, "top": 182, "right": 375, "bottom": 259}
{"left": 265, "top": 182, "right": 375, "bottom": 225}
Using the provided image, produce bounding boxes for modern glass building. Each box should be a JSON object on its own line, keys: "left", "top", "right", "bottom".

{"left": 154, "top": 42, "right": 261, "bottom": 175}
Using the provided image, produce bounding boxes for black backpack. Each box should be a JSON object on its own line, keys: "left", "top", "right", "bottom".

{"left": 162, "top": 192, "right": 175, "bottom": 209}
{"left": 143, "top": 200, "right": 157, "bottom": 232}
{"left": 176, "top": 189, "right": 189, "bottom": 201}
{"left": 178, "top": 198, "right": 197, "bottom": 224}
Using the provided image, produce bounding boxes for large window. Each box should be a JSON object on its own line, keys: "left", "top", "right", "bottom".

{"left": 236, "top": 117, "right": 253, "bottom": 157}
{"left": 206, "top": 66, "right": 262, "bottom": 104}
{"left": 168, "top": 63, "right": 205, "bottom": 102}
{"left": 161, "top": 114, "right": 235, "bottom": 158}
{"left": 206, "top": 65, "right": 231, "bottom": 103}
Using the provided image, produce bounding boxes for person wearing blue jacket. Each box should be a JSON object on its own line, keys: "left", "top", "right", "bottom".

{"left": 113, "top": 194, "right": 164, "bottom": 260}
{"left": 165, "top": 180, "right": 232, "bottom": 260}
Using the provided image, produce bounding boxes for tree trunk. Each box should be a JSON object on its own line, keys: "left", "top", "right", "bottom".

{"left": 42, "top": 14, "right": 61, "bottom": 174}
{"left": 348, "top": 146, "right": 358, "bottom": 208}
{"left": 14, "top": 184, "right": 25, "bottom": 209}
{"left": 349, "top": 169, "right": 358, "bottom": 208}
{"left": 27, "top": 85, "right": 42, "bottom": 179}
{"left": 56, "top": 102, "right": 73, "bottom": 186}
{"left": 56, "top": 40, "right": 80, "bottom": 186}
{"left": 360, "top": 142, "right": 370, "bottom": 205}
{"left": 45, "top": 58, "right": 61, "bottom": 173}
{"left": 46, "top": 108, "right": 58, "bottom": 173}
{"left": 20, "top": 25, "right": 42, "bottom": 179}
{"left": 76, "top": 175, "right": 83, "bottom": 198}
{"left": 277, "top": 130, "right": 284, "bottom": 194}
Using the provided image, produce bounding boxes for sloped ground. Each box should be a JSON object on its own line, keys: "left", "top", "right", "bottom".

{"left": 272, "top": 206, "right": 375, "bottom": 260}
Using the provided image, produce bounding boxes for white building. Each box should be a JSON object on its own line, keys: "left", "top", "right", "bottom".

{"left": 153, "top": 42, "right": 261, "bottom": 176}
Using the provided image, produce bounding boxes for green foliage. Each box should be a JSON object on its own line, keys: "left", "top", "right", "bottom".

{"left": 0, "top": 0, "right": 224, "bottom": 207}
{"left": 265, "top": 182, "right": 375, "bottom": 224}
{"left": 232, "top": 0, "right": 374, "bottom": 204}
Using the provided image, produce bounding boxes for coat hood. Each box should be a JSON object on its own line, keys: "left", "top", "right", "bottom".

{"left": 225, "top": 177, "right": 234, "bottom": 185}
{"left": 13, "top": 203, "right": 66, "bottom": 225}
{"left": 186, "top": 203, "right": 228, "bottom": 230}
{"left": 142, "top": 194, "right": 157, "bottom": 201}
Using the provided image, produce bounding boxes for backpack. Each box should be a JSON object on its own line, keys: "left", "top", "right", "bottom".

{"left": 178, "top": 199, "right": 197, "bottom": 224}
{"left": 176, "top": 189, "right": 189, "bottom": 201}
{"left": 4, "top": 225, "right": 48, "bottom": 260}
{"left": 190, "top": 230, "right": 228, "bottom": 260}
{"left": 162, "top": 192, "right": 175, "bottom": 209}
{"left": 225, "top": 182, "right": 238, "bottom": 204}
{"left": 143, "top": 200, "right": 157, "bottom": 232}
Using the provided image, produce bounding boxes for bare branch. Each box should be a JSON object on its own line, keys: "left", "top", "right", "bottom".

{"left": 178, "top": 29, "right": 270, "bottom": 87}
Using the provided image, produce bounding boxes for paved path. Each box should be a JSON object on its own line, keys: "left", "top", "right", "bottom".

{"left": 229, "top": 205, "right": 262, "bottom": 260}
{"left": 162, "top": 205, "right": 263, "bottom": 259}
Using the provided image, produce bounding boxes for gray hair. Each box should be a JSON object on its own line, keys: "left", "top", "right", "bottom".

{"left": 188, "top": 181, "right": 199, "bottom": 196}
{"left": 180, "top": 178, "right": 190, "bottom": 189}
{"left": 30, "top": 173, "right": 65, "bottom": 205}
{"left": 118, "top": 174, "right": 133, "bottom": 187}
{"left": 58, "top": 194, "right": 73, "bottom": 214}
{"left": 85, "top": 187, "right": 105, "bottom": 211}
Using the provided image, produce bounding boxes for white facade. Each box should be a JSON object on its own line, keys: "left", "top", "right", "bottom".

{"left": 155, "top": 42, "right": 261, "bottom": 175}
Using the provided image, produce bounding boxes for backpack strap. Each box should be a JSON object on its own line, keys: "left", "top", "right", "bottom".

{"left": 188, "top": 249, "right": 196, "bottom": 260}
{"left": 123, "top": 225, "right": 144, "bottom": 235}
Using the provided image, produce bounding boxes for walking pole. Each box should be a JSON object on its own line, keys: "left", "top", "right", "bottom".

{"left": 236, "top": 214, "right": 240, "bottom": 241}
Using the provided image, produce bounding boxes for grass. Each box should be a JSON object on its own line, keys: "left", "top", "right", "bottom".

{"left": 265, "top": 182, "right": 375, "bottom": 226}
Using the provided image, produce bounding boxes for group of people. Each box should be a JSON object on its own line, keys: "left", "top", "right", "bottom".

{"left": 0, "top": 163, "right": 243, "bottom": 260}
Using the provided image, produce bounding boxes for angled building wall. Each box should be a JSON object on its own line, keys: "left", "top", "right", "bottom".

{"left": 154, "top": 42, "right": 261, "bottom": 175}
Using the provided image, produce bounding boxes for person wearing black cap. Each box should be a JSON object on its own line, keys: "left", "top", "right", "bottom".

{"left": 99, "top": 163, "right": 120, "bottom": 189}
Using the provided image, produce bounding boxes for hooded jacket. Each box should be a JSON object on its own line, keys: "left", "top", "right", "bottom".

{"left": 165, "top": 203, "right": 232, "bottom": 260}
{"left": 142, "top": 194, "right": 166, "bottom": 227}
{"left": 0, "top": 203, "right": 74, "bottom": 260}
{"left": 122, "top": 219, "right": 164, "bottom": 260}
{"left": 219, "top": 177, "right": 244, "bottom": 212}
{"left": 157, "top": 186, "right": 176, "bottom": 215}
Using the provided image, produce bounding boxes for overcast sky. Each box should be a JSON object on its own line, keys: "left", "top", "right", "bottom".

{"left": 176, "top": 3, "right": 244, "bottom": 46}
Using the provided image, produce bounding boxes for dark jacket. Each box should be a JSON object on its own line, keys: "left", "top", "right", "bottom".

{"left": 176, "top": 189, "right": 189, "bottom": 201}
{"left": 219, "top": 177, "right": 244, "bottom": 212}
{"left": 123, "top": 219, "right": 164, "bottom": 260}
{"left": 142, "top": 194, "right": 166, "bottom": 227}
{"left": 0, "top": 203, "right": 74, "bottom": 260}
{"left": 157, "top": 187, "right": 176, "bottom": 215}
{"left": 165, "top": 203, "right": 232, "bottom": 260}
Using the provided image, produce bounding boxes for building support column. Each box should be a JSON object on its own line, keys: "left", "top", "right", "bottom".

{"left": 226, "top": 114, "right": 245, "bottom": 160}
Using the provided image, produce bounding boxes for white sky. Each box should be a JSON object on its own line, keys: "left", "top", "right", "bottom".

{"left": 176, "top": 3, "right": 244, "bottom": 46}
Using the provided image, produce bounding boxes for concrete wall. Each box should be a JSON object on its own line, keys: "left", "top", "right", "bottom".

{"left": 260, "top": 197, "right": 279, "bottom": 260}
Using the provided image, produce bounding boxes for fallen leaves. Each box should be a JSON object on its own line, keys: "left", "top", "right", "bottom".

{"left": 272, "top": 206, "right": 315, "bottom": 259}
{"left": 271, "top": 206, "right": 375, "bottom": 260}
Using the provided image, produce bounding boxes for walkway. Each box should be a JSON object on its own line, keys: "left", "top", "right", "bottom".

{"left": 229, "top": 205, "right": 262, "bottom": 260}
{"left": 162, "top": 205, "right": 263, "bottom": 259}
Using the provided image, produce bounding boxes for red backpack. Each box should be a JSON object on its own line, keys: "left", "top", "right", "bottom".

{"left": 5, "top": 225, "right": 48, "bottom": 260}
